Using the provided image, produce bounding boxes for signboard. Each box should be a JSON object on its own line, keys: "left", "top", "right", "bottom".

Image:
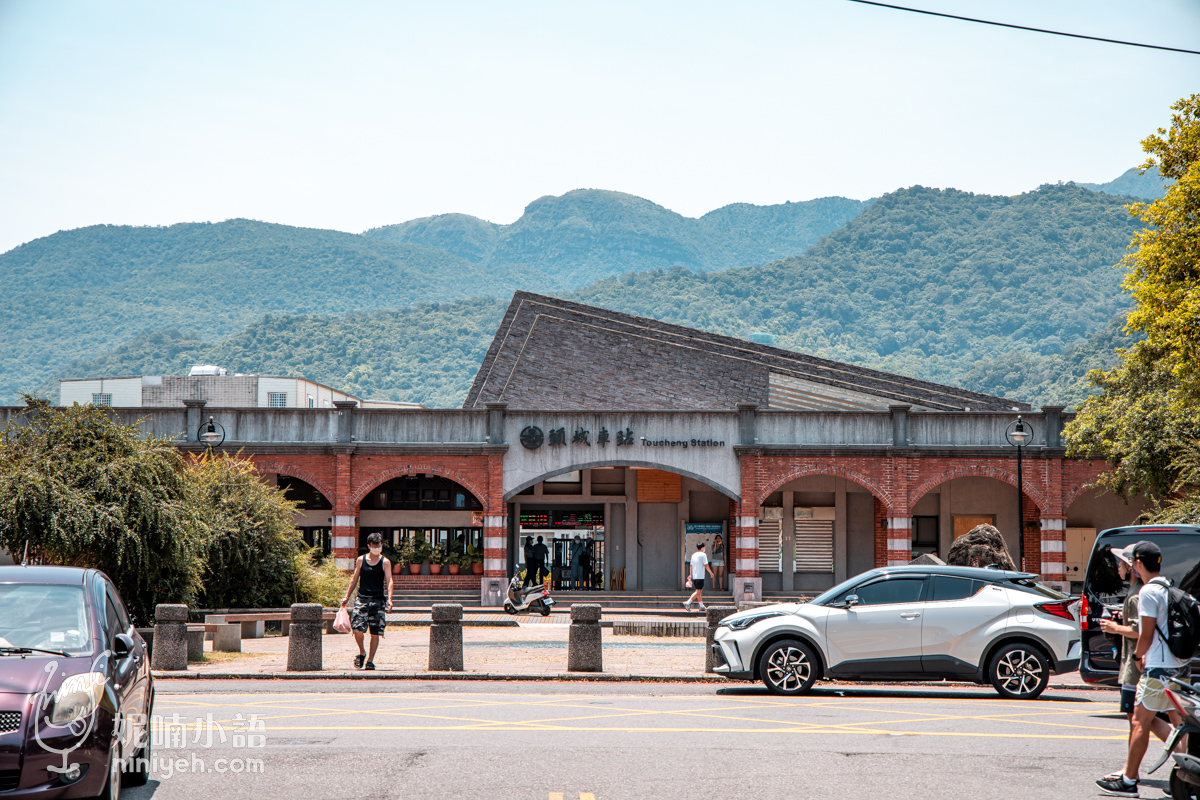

{"left": 682, "top": 521, "right": 726, "bottom": 574}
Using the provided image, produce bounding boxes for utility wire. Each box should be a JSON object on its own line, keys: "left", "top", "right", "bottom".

{"left": 843, "top": 0, "right": 1200, "bottom": 56}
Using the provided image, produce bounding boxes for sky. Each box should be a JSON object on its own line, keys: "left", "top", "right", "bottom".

{"left": 0, "top": 0, "right": 1198, "bottom": 254}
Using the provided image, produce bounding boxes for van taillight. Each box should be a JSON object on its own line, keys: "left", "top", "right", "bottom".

{"left": 1036, "top": 601, "right": 1076, "bottom": 622}
{"left": 1080, "top": 595, "right": 1090, "bottom": 629}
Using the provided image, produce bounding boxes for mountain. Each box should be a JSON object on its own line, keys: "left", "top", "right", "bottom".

{"left": 364, "top": 189, "right": 867, "bottom": 284}
{"left": 56, "top": 184, "right": 1143, "bottom": 409}
{"left": 1077, "top": 166, "right": 1169, "bottom": 201}
{"left": 0, "top": 219, "right": 549, "bottom": 403}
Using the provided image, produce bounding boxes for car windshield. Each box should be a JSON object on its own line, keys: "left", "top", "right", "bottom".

{"left": 811, "top": 571, "right": 881, "bottom": 606}
{"left": 0, "top": 583, "right": 93, "bottom": 656}
{"left": 1085, "top": 532, "right": 1200, "bottom": 605}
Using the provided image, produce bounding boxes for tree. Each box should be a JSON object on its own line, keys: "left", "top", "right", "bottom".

{"left": 187, "top": 452, "right": 305, "bottom": 609}
{"left": 1065, "top": 95, "right": 1200, "bottom": 520}
{"left": 0, "top": 399, "right": 206, "bottom": 622}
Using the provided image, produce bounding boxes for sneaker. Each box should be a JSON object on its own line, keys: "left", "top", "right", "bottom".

{"left": 364, "top": 661, "right": 376, "bottom": 671}
{"left": 682, "top": 601, "right": 692, "bottom": 612}
{"left": 698, "top": 603, "right": 707, "bottom": 611}
{"left": 1095, "top": 775, "right": 1138, "bottom": 797}
{"left": 354, "top": 654, "right": 365, "bottom": 669}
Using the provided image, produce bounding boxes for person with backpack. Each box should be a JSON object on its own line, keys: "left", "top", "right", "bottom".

{"left": 1097, "top": 540, "right": 1197, "bottom": 797}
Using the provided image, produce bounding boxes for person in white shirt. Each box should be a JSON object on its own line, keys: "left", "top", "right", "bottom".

{"left": 1097, "top": 540, "right": 1188, "bottom": 797}
{"left": 683, "top": 542, "right": 715, "bottom": 612}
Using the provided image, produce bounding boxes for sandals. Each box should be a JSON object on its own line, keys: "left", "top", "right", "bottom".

{"left": 365, "top": 661, "right": 376, "bottom": 671}
{"left": 354, "top": 654, "right": 365, "bottom": 669}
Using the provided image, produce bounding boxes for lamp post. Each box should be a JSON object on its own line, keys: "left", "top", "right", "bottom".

{"left": 1005, "top": 415, "right": 1032, "bottom": 571}
{"left": 198, "top": 416, "right": 225, "bottom": 450}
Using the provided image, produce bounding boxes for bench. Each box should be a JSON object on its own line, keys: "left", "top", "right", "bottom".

{"left": 187, "top": 622, "right": 242, "bottom": 652}
{"left": 205, "top": 610, "right": 340, "bottom": 639}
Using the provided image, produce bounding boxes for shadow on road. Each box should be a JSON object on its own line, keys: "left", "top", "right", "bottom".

{"left": 716, "top": 684, "right": 1105, "bottom": 703}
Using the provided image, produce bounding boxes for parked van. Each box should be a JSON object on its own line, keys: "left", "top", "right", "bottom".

{"left": 1079, "top": 524, "right": 1200, "bottom": 685}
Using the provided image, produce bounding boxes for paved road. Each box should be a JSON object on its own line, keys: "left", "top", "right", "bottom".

{"left": 123, "top": 680, "right": 1143, "bottom": 800}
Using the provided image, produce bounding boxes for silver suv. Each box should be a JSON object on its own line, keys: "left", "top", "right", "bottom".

{"left": 712, "top": 566, "right": 1080, "bottom": 700}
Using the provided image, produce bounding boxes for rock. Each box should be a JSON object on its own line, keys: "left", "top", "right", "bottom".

{"left": 286, "top": 603, "right": 324, "bottom": 671}
{"left": 705, "top": 606, "right": 738, "bottom": 673}
{"left": 945, "top": 524, "right": 1016, "bottom": 571}
{"left": 429, "top": 603, "right": 464, "bottom": 671}
{"left": 909, "top": 553, "right": 946, "bottom": 566}
{"left": 568, "top": 604, "right": 603, "bottom": 672}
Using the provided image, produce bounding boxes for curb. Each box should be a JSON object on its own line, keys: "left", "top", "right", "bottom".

{"left": 153, "top": 671, "right": 727, "bottom": 682}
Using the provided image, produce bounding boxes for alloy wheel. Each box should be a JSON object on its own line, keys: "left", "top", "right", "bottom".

{"left": 765, "top": 645, "right": 812, "bottom": 693}
{"left": 995, "top": 648, "right": 1044, "bottom": 697}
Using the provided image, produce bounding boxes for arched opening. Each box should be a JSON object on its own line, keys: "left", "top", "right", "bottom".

{"left": 357, "top": 474, "right": 485, "bottom": 574}
{"left": 910, "top": 476, "right": 1041, "bottom": 571}
{"left": 1060, "top": 487, "right": 1150, "bottom": 589}
{"left": 757, "top": 474, "right": 886, "bottom": 593}
{"left": 509, "top": 465, "right": 735, "bottom": 593}
{"left": 277, "top": 476, "right": 333, "bottom": 558}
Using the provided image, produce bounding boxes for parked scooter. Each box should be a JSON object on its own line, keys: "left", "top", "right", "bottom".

{"left": 504, "top": 573, "right": 554, "bottom": 616}
{"left": 1147, "top": 677, "right": 1200, "bottom": 799}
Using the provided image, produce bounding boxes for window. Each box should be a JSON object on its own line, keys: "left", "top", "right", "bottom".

{"left": 267, "top": 392, "right": 287, "bottom": 408}
{"left": 92, "top": 393, "right": 112, "bottom": 406}
{"left": 307, "top": 395, "right": 315, "bottom": 408}
{"left": 848, "top": 577, "right": 925, "bottom": 605}
{"left": 794, "top": 519, "right": 834, "bottom": 572}
{"left": 912, "top": 516, "right": 938, "bottom": 555}
{"left": 930, "top": 575, "right": 981, "bottom": 602}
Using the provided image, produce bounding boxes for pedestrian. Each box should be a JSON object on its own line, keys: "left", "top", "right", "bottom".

{"left": 1098, "top": 543, "right": 1174, "bottom": 774}
{"left": 580, "top": 544, "right": 592, "bottom": 589}
{"left": 570, "top": 535, "right": 586, "bottom": 589}
{"left": 683, "top": 542, "right": 715, "bottom": 612}
{"left": 1096, "top": 541, "right": 1189, "bottom": 797}
{"left": 711, "top": 534, "right": 726, "bottom": 592}
{"left": 339, "top": 531, "right": 393, "bottom": 670}
{"left": 521, "top": 536, "right": 538, "bottom": 588}
{"left": 534, "top": 535, "right": 550, "bottom": 586}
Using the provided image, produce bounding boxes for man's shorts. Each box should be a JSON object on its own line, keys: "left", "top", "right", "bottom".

{"left": 351, "top": 597, "right": 387, "bottom": 636}
{"left": 1135, "top": 668, "right": 1185, "bottom": 712}
{"left": 691, "top": 578, "right": 705, "bottom": 590}
{"left": 1120, "top": 684, "right": 1136, "bottom": 714}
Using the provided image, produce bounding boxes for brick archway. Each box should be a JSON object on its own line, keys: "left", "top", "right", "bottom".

{"left": 752, "top": 465, "right": 897, "bottom": 513}
{"left": 252, "top": 460, "right": 336, "bottom": 504}
{"left": 909, "top": 465, "right": 1051, "bottom": 512}
{"left": 351, "top": 463, "right": 490, "bottom": 509}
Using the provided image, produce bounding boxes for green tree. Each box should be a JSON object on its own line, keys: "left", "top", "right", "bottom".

{"left": 1065, "top": 96, "right": 1200, "bottom": 519}
{"left": 187, "top": 452, "right": 306, "bottom": 609}
{"left": 0, "top": 399, "right": 206, "bottom": 622}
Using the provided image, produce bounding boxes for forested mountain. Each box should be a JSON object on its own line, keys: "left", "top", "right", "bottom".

{"left": 1077, "top": 166, "right": 1169, "bottom": 200}
{"left": 364, "top": 190, "right": 867, "bottom": 284}
{"left": 54, "top": 184, "right": 1143, "bottom": 409}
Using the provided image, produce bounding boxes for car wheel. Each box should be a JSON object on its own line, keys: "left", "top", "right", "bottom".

{"left": 124, "top": 730, "right": 151, "bottom": 787}
{"left": 988, "top": 643, "right": 1049, "bottom": 700}
{"left": 92, "top": 743, "right": 122, "bottom": 800}
{"left": 758, "top": 639, "right": 818, "bottom": 696}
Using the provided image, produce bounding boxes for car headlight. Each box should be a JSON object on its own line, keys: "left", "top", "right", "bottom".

{"left": 719, "top": 611, "right": 786, "bottom": 631}
{"left": 50, "top": 672, "right": 106, "bottom": 724}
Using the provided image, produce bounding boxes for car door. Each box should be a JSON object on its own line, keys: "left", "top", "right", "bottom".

{"left": 823, "top": 574, "right": 928, "bottom": 675}
{"left": 921, "top": 576, "right": 1011, "bottom": 675}
{"left": 104, "top": 580, "right": 150, "bottom": 757}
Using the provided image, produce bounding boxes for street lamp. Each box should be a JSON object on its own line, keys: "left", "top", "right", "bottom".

{"left": 198, "top": 416, "right": 225, "bottom": 450}
{"left": 1005, "top": 415, "right": 1032, "bottom": 571}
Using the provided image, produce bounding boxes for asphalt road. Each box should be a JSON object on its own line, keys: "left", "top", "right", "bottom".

{"left": 121, "top": 680, "right": 1145, "bottom": 800}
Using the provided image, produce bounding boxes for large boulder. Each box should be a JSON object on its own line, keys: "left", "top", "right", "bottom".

{"left": 945, "top": 524, "right": 1016, "bottom": 571}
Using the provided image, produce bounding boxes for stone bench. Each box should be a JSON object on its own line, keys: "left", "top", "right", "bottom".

{"left": 187, "top": 623, "right": 241, "bottom": 652}
{"left": 205, "top": 610, "right": 339, "bottom": 638}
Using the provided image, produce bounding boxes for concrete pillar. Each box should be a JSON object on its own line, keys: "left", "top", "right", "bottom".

{"left": 333, "top": 399, "right": 357, "bottom": 444}
{"left": 889, "top": 405, "right": 911, "bottom": 447}
{"left": 782, "top": 488, "right": 795, "bottom": 593}
{"left": 183, "top": 400, "right": 206, "bottom": 444}
{"left": 705, "top": 606, "right": 737, "bottom": 673}
{"left": 486, "top": 402, "right": 507, "bottom": 445}
{"left": 286, "top": 604, "right": 324, "bottom": 672}
{"left": 150, "top": 604, "right": 188, "bottom": 671}
{"left": 626, "top": 468, "right": 640, "bottom": 591}
{"left": 1039, "top": 516, "right": 1068, "bottom": 593}
{"left": 887, "top": 515, "right": 913, "bottom": 567}
{"left": 185, "top": 628, "right": 205, "bottom": 661}
{"left": 737, "top": 403, "right": 757, "bottom": 446}
{"left": 211, "top": 623, "right": 242, "bottom": 653}
{"left": 428, "top": 604, "right": 464, "bottom": 671}
{"left": 567, "top": 604, "right": 603, "bottom": 672}
{"left": 1041, "top": 406, "right": 1065, "bottom": 448}
{"left": 834, "top": 478, "right": 848, "bottom": 584}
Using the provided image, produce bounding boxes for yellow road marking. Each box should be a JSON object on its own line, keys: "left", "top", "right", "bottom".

{"left": 549, "top": 794, "right": 563, "bottom": 800}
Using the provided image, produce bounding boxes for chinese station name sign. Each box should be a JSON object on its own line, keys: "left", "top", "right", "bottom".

{"left": 519, "top": 424, "right": 725, "bottom": 451}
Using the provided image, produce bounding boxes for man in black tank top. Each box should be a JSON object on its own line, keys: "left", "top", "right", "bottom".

{"left": 340, "top": 532, "right": 393, "bottom": 669}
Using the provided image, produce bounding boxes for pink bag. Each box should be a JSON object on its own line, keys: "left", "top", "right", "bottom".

{"left": 685, "top": 577, "right": 693, "bottom": 589}
{"left": 333, "top": 606, "right": 352, "bottom": 633}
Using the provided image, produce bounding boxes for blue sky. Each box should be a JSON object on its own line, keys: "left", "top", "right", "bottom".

{"left": 0, "top": 0, "right": 1197, "bottom": 253}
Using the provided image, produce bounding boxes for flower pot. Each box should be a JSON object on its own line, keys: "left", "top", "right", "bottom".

{"left": 392, "top": 564, "right": 404, "bottom": 575}
{"left": 429, "top": 563, "right": 443, "bottom": 575}
{"left": 448, "top": 564, "right": 460, "bottom": 575}
{"left": 471, "top": 563, "right": 483, "bottom": 575}
{"left": 408, "top": 563, "right": 420, "bottom": 575}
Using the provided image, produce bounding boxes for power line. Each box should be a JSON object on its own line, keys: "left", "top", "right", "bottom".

{"left": 843, "top": 0, "right": 1200, "bottom": 56}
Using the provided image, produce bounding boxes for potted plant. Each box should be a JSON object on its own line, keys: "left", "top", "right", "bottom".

{"left": 446, "top": 550, "right": 465, "bottom": 575}
{"left": 427, "top": 541, "right": 444, "bottom": 575}
{"left": 402, "top": 537, "right": 421, "bottom": 575}
{"left": 467, "top": 544, "right": 484, "bottom": 575}
{"left": 382, "top": 540, "right": 405, "bottom": 575}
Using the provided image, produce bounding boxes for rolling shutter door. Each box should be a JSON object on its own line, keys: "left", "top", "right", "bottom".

{"left": 758, "top": 518, "right": 782, "bottom": 572}
{"left": 793, "top": 519, "right": 834, "bottom": 572}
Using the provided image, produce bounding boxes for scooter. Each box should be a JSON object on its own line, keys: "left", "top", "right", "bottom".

{"left": 1147, "top": 677, "right": 1200, "bottom": 799}
{"left": 504, "top": 573, "right": 555, "bottom": 617}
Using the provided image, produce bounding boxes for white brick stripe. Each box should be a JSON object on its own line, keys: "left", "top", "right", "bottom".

{"left": 887, "top": 539, "right": 911, "bottom": 551}
{"left": 888, "top": 517, "right": 912, "bottom": 530}
{"left": 1040, "top": 540, "right": 1066, "bottom": 552}
{"left": 738, "top": 516, "right": 758, "bottom": 529}
{"left": 332, "top": 515, "right": 357, "bottom": 527}
{"left": 484, "top": 536, "right": 505, "bottom": 549}
{"left": 332, "top": 536, "right": 355, "bottom": 549}
{"left": 887, "top": 559, "right": 909, "bottom": 567}
{"left": 739, "top": 536, "right": 758, "bottom": 550}
{"left": 1039, "top": 518, "right": 1066, "bottom": 531}
{"left": 485, "top": 515, "right": 506, "bottom": 527}
{"left": 484, "top": 558, "right": 505, "bottom": 572}
{"left": 1041, "top": 563, "right": 1067, "bottom": 575}
{"left": 735, "top": 558, "right": 757, "bottom": 573}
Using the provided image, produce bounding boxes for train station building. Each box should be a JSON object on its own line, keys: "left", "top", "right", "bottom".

{"left": 43, "top": 292, "right": 1146, "bottom": 602}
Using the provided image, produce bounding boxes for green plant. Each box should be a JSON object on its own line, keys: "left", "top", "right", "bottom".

{"left": 466, "top": 543, "right": 483, "bottom": 566}
{"left": 292, "top": 547, "right": 348, "bottom": 607}
{"left": 411, "top": 533, "right": 433, "bottom": 564}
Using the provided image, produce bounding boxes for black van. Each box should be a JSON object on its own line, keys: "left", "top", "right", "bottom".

{"left": 1080, "top": 524, "right": 1200, "bottom": 685}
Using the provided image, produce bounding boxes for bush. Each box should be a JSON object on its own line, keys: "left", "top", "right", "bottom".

{"left": 292, "top": 547, "right": 349, "bottom": 607}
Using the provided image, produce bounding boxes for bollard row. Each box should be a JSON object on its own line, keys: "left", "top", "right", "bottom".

{"left": 568, "top": 604, "right": 603, "bottom": 672}
{"left": 428, "top": 604, "right": 464, "bottom": 671}
{"left": 287, "top": 603, "right": 324, "bottom": 671}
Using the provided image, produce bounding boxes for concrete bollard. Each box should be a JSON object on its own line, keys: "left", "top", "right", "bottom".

{"left": 428, "top": 604, "right": 464, "bottom": 671}
{"left": 185, "top": 627, "right": 206, "bottom": 661}
{"left": 286, "top": 604, "right": 324, "bottom": 672}
{"left": 567, "top": 604, "right": 603, "bottom": 673}
{"left": 150, "top": 604, "right": 188, "bottom": 671}
{"left": 211, "top": 623, "right": 242, "bottom": 653}
{"left": 705, "top": 606, "right": 738, "bottom": 673}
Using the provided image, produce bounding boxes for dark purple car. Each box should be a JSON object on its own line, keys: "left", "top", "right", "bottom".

{"left": 0, "top": 566, "right": 153, "bottom": 798}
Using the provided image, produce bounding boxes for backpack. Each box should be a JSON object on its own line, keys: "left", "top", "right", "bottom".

{"left": 1148, "top": 577, "right": 1200, "bottom": 660}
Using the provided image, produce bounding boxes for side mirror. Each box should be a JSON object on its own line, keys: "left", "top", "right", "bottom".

{"left": 845, "top": 594, "right": 860, "bottom": 609}
{"left": 112, "top": 632, "right": 134, "bottom": 658}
